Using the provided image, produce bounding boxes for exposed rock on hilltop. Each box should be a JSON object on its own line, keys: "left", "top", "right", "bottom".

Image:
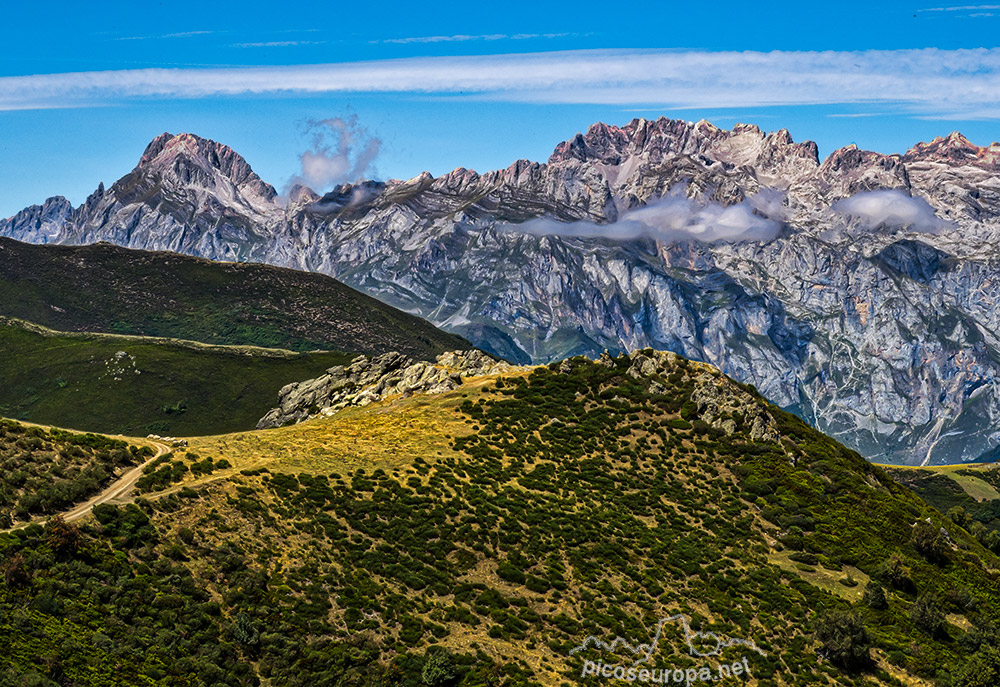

{"left": 259, "top": 346, "right": 779, "bottom": 442}
{"left": 257, "top": 349, "right": 515, "bottom": 429}
{"left": 626, "top": 348, "right": 779, "bottom": 442}
{"left": 7, "top": 119, "right": 1000, "bottom": 463}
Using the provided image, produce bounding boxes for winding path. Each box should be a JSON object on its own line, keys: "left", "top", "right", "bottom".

{"left": 3, "top": 439, "right": 171, "bottom": 532}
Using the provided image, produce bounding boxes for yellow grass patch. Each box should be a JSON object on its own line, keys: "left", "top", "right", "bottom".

{"left": 182, "top": 373, "right": 525, "bottom": 481}
{"left": 766, "top": 550, "right": 870, "bottom": 602}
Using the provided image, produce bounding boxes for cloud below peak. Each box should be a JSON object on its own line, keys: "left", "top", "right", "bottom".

{"left": 832, "top": 190, "right": 952, "bottom": 233}
{"left": 509, "top": 189, "right": 784, "bottom": 245}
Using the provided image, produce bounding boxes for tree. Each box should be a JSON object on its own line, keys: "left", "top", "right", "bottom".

{"left": 861, "top": 581, "right": 888, "bottom": 610}
{"left": 232, "top": 613, "right": 260, "bottom": 655}
{"left": 45, "top": 515, "right": 81, "bottom": 557}
{"left": 814, "top": 610, "right": 871, "bottom": 670}
{"left": 948, "top": 506, "right": 969, "bottom": 528}
{"left": 1, "top": 552, "right": 29, "bottom": 587}
{"left": 911, "top": 594, "right": 947, "bottom": 637}
{"left": 911, "top": 519, "right": 949, "bottom": 564}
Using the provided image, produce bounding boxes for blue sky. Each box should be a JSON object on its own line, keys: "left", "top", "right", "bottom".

{"left": 3, "top": 0, "right": 1000, "bottom": 217}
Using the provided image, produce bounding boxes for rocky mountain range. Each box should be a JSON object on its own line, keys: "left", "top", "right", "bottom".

{"left": 4, "top": 119, "right": 1000, "bottom": 465}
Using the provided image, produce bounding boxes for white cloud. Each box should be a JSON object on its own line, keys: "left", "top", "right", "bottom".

{"left": 919, "top": 4, "right": 1000, "bottom": 11}
{"left": 379, "top": 34, "right": 509, "bottom": 44}
{"left": 833, "top": 190, "right": 952, "bottom": 233}
{"left": 825, "top": 112, "right": 891, "bottom": 118}
{"left": 510, "top": 189, "right": 783, "bottom": 244}
{"left": 376, "top": 32, "right": 572, "bottom": 44}
{"left": 283, "top": 116, "right": 381, "bottom": 196}
{"left": 232, "top": 40, "right": 327, "bottom": 48}
{"left": 5, "top": 48, "right": 1000, "bottom": 119}
{"left": 115, "top": 30, "right": 220, "bottom": 41}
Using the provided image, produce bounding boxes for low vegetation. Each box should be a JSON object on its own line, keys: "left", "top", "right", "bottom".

{"left": 0, "top": 420, "right": 151, "bottom": 528}
{"left": 1, "top": 353, "right": 999, "bottom": 686}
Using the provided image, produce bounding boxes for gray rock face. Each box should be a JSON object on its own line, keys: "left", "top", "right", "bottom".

{"left": 6, "top": 121, "right": 1000, "bottom": 464}
{"left": 256, "top": 349, "right": 516, "bottom": 429}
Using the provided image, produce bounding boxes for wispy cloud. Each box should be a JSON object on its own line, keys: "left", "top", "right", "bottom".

{"left": 115, "top": 29, "right": 222, "bottom": 41}
{"left": 5, "top": 48, "right": 1000, "bottom": 119}
{"left": 163, "top": 30, "right": 217, "bottom": 38}
{"left": 232, "top": 40, "right": 328, "bottom": 48}
{"left": 376, "top": 32, "right": 574, "bottom": 44}
{"left": 826, "top": 112, "right": 891, "bottom": 118}
{"left": 918, "top": 4, "right": 1000, "bottom": 11}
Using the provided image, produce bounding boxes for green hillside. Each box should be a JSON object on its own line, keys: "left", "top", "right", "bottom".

{"left": 886, "top": 463, "right": 1000, "bottom": 553}
{"left": 2, "top": 351, "right": 999, "bottom": 686}
{"left": 0, "top": 420, "right": 152, "bottom": 528}
{"left": 0, "top": 318, "right": 351, "bottom": 436}
{"left": 0, "top": 237, "right": 470, "bottom": 358}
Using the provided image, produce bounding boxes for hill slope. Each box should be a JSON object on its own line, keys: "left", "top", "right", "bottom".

{"left": 886, "top": 462, "right": 1000, "bottom": 549}
{"left": 0, "top": 237, "right": 470, "bottom": 358}
{"left": 0, "top": 317, "right": 353, "bottom": 436}
{"left": 0, "top": 419, "right": 154, "bottom": 529}
{"left": 2, "top": 350, "right": 998, "bottom": 686}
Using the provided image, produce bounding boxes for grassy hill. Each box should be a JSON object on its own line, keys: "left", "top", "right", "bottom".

{"left": 2, "top": 351, "right": 1000, "bottom": 686}
{"left": 0, "top": 237, "right": 470, "bottom": 358}
{"left": 0, "top": 317, "right": 352, "bottom": 436}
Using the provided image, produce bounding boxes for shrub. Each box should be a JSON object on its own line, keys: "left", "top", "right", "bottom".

{"left": 875, "top": 554, "right": 915, "bottom": 593}
{"left": 910, "top": 594, "right": 947, "bottom": 637}
{"left": 422, "top": 650, "right": 457, "bottom": 686}
{"left": 861, "top": 582, "right": 888, "bottom": 610}
{"left": 953, "top": 646, "right": 1000, "bottom": 687}
{"left": 497, "top": 562, "right": 526, "bottom": 585}
{"left": 813, "top": 610, "right": 871, "bottom": 670}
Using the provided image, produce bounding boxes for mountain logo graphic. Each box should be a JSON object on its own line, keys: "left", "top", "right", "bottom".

{"left": 569, "top": 614, "right": 767, "bottom": 668}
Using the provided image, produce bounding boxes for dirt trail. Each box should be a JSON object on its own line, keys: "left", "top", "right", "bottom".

{"left": 3, "top": 439, "right": 171, "bottom": 532}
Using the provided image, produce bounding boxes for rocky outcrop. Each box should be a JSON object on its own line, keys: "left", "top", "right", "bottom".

{"left": 256, "top": 349, "right": 515, "bottom": 429}
{"left": 627, "top": 349, "right": 778, "bottom": 443}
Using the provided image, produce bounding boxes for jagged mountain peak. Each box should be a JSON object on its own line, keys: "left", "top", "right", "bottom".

{"left": 547, "top": 116, "right": 820, "bottom": 175}
{"left": 131, "top": 131, "right": 278, "bottom": 205}
{"left": 903, "top": 130, "right": 1000, "bottom": 166}
{"left": 139, "top": 131, "right": 178, "bottom": 164}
